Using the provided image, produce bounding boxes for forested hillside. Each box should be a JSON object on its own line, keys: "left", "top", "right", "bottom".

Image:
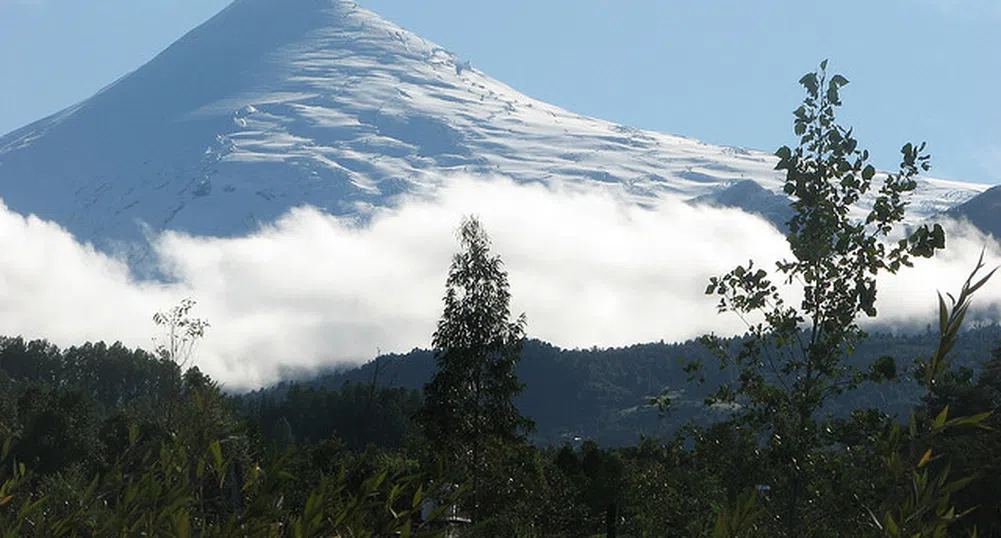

{"left": 254, "top": 325, "right": 1001, "bottom": 446}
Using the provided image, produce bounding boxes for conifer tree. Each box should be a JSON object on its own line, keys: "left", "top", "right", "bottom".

{"left": 417, "top": 215, "right": 532, "bottom": 520}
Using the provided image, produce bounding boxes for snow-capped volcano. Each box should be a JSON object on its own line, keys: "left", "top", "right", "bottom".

{"left": 0, "top": 0, "right": 988, "bottom": 253}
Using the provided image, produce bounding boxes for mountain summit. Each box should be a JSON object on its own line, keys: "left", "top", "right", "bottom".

{"left": 0, "top": 0, "right": 987, "bottom": 253}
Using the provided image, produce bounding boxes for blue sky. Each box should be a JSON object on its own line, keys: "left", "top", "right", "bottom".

{"left": 1, "top": 0, "right": 998, "bottom": 184}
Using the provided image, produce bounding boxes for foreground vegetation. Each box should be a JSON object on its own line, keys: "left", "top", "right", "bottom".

{"left": 0, "top": 326, "right": 998, "bottom": 537}
{"left": 0, "top": 62, "right": 999, "bottom": 537}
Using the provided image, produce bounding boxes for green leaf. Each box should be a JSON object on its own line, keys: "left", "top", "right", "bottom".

{"left": 862, "top": 164, "right": 875, "bottom": 181}
{"left": 209, "top": 439, "right": 224, "bottom": 472}
{"left": 800, "top": 72, "right": 819, "bottom": 96}
{"left": 969, "top": 266, "right": 999, "bottom": 295}
{"left": 946, "top": 411, "right": 993, "bottom": 428}
{"left": 933, "top": 405, "right": 950, "bottom": 430}
{"left": 918, "top": 448, "right": 933, "bottom": 468}
{"left": 938, "top": 292, "right": 949, "bottom": 335}
{"left": 885, "top": 512, "right": 899, "bottom": 535}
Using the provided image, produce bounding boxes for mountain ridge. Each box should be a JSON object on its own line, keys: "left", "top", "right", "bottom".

{"left": 0, "top": 0, "right": 990, "bottom": 256}
{"left": 947, "top": 185, "right": 1001, "bottom": 241}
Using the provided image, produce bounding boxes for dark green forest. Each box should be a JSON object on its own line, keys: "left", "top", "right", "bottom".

{"left": 261, "top": 325, "right": 1001, "bottom": 447}
{"left": 1, "top": 63, "right": 1000, "bottom": 537}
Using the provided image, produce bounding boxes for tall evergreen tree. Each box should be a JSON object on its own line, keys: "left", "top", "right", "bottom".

{"left": 417, "top": 215, "right": 532, "bottom": 520}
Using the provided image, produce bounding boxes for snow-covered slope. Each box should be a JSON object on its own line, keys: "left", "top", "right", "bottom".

{"left": 0, "top": 0, "right": 988, "bottom": 254}
{"left": 947, "top": 185, "right": 1001, "bottom": 240}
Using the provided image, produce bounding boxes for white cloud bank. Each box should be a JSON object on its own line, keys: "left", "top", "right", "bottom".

{"left": 1, "top": 176, "right": 999, "bottom": 389}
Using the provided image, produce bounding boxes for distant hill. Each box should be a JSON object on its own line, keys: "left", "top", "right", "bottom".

{"left": 689, "top": 179, "right": 795, "bottom": 232}
{"left": 946, "top": 184, "right": 1001, "bottom": 240}
{"left": 255, "top": 325, "right": 1001, "bottom": 446}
